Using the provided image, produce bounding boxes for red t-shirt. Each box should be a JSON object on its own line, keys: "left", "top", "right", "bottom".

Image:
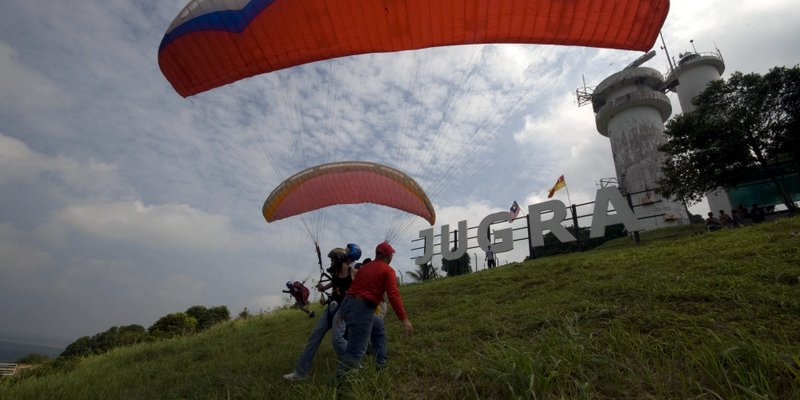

{"left": 347, "top": 259, "right": 407, "bottom": 321}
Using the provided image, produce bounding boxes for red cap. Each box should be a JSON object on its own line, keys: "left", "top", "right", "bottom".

{"left": 376, "top": 241, "right": 395, "bottom": 256}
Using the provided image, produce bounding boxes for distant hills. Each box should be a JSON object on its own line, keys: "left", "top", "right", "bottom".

{"left": 0, "top": 339, "right": 63, "bottom": 362}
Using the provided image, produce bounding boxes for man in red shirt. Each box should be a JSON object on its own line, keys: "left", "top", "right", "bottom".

{"left": 336, "top": 241, "right": 413, "bottom": 379}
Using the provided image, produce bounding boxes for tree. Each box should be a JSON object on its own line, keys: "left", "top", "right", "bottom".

{"left": 116, "top": 324, "right": 148, "bottom": 346}
{"left": 88, "top": 325, "right": 148, "bottom": 354}
{"left": 90, "top": 326, "right": 121, "bottom": 354}
{"left": 405, "top": 262, "right": 440, "bottom": 282}
{"left": 148, "top": 312, "right": 197, "bottom": 338}
{"left": 441, "top": 250, "right": 471, "bottom": 277}
{"left": 60, "top": 336, "right": 92, "bottom": 358}
{"left": 659, "top": 66, "right": 800, "bottom": 211}
{"left": 186, "top": 305, "right": 231, "bottom": 331}
{"left": 207, "top": 305, "right": 231, "bottom": 326}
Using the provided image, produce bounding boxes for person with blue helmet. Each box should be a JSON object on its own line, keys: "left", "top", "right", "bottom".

{"left": 346, "top": 243, "right": 362, "bottom": 263}
{"left": 283, "top": 243, "right": 361, "bottom": 381}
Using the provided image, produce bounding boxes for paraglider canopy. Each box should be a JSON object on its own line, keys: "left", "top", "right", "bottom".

{"left": 263, "top": 161, "right": 436, "bottom": 225}
{"left": 159, "top": 0, "right": 671, "bottom": 97}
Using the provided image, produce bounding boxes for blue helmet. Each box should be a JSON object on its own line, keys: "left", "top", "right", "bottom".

{"left": 286, "top": 281, "right": 293, "bottom": 288}
{"left": 346, "top": 243, "right": 362, "bottom": 261}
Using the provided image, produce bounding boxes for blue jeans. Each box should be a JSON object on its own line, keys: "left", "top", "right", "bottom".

{"left": 370, "top": 315, "right": 387, "bottom": 367}
{"left": 335, "top": 305, "right": 387, "bottom": 368}
{"left": 336, "top": 296, "right": 377, "bottom": 378}
{"left": 294, "top": 301, "right": 345, "bottom": 376}
{"left": 331, "top": 306, "right": 347, "bottom": 358}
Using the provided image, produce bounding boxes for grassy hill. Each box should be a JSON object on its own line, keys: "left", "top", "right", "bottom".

{"left": 2, "top": 217, "right": 799, "bottom": 399}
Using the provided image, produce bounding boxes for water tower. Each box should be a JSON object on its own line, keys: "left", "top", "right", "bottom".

{"left": 664, "top": 45, "right": 728, "bottom": 213}
{"left": 664, "top": 43, "right": 726, "bottom": 113}
{"left": 578, "top": 52, "right": 691, "bottom": 230}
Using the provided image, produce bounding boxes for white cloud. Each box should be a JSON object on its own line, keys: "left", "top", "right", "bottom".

{"left": 435, "top": 201, "right": 499, "bottom": 228}
{"left": 2, "top": 253, "right": 212, "bottom": 340}
{"left": 0, "top": 133, "right": 126, "bottom": 196}
{"left": 0, "top": 41, "right": 70, "bottom": 117}
{"left": 514, "top": 91, "right": 615, "bottom": 202}
{"left": 249, "top": 293, "right": 289, "bottom": 314}
{"left": 154, "top": 273, "right": 209, "bottom": 306}
{"left": 0, "top": 223, "right": 53, "bottom": 285}
{"left": 0, "top": 133, "right": 44, "bottom": 184}
{"left": 51, "top": 200, "right": 254, "bottom": 252}
{"left": 0, "top": 133, "right": 257, "bottom": 255}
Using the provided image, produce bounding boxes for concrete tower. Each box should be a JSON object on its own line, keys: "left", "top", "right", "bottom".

{"left": 591, "top": 67, "right": 691, "bottom": 230}
{"left": 664, "top": 50, "right": 729, "bottom": 213}
{"left": 665, "top": 50, "right": 725, "bottom": 113}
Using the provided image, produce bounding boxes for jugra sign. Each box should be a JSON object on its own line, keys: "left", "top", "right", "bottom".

{"left": 414, "top": 187, "right": 642, "bottom": 265}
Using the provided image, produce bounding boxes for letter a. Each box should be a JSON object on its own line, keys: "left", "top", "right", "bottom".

{"left": 590, "top": 187, "right": 642, "bottom": 238}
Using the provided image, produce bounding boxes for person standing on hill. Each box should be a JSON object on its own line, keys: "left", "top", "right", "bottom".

{"left": 283, "top": 244, "right": 361, "bottom": 381}
{"left": 336, "top": 241, "right": 413, "bottom": 380}
{"left": 352, "top": 258, "right": 389, "bottom": 368}
{"left": 485, "top": 245, "right": 496, "bottom": 269}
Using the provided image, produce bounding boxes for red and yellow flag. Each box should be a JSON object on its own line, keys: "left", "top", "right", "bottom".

{"left": 547, "top": 175, "right": 566, "bottom": 198}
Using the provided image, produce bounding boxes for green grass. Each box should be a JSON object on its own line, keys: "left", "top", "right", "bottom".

{"left": 3, "top": 217, "right": 800, "bottom": 399}
{"left": 594, "top": 222, "right": 708, "bottom": 250}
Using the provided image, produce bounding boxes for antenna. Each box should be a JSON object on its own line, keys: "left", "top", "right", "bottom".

{"left": 597, "top": 177, "right": 618, "bottom": 188}
{"left": 575, "top": 74, "right": 595, "bottom": 107}
{"left": 659, "top": 31, "right": 675, "bottom": 73}
{"left": 690, "top": 39, "right": 698, "bottom": 53}
{"left": 713, "top": 40, "right": 724, "bottom": 60}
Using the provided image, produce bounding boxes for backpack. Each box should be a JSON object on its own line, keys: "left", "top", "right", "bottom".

{"left": 293, "top": 281, "right": 310, "bottom": 304}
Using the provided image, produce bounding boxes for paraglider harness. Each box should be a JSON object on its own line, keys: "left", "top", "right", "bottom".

{"left": 314, "top": 242, "right": 334, "bottom": 305}
{"left": 315, "top": 242, "right": 358, "bottom": 329}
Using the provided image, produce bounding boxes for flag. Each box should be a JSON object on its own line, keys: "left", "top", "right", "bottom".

{"left": 509, "top": 201, "right": 520, "bottom": 220}
{"left": 547, "top": 175, "right": 566, "bottom": 198}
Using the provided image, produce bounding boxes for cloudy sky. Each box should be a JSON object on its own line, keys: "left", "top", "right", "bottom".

{"left": 2, "top": 1, "right": 799, "bottom": 347}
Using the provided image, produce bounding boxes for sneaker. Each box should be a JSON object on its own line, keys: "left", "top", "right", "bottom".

{"left": 309, "top": 311, "right": 316, "bottom": 318}
{"left": 283, "top": 371, "right": 307, "bottom": 381}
